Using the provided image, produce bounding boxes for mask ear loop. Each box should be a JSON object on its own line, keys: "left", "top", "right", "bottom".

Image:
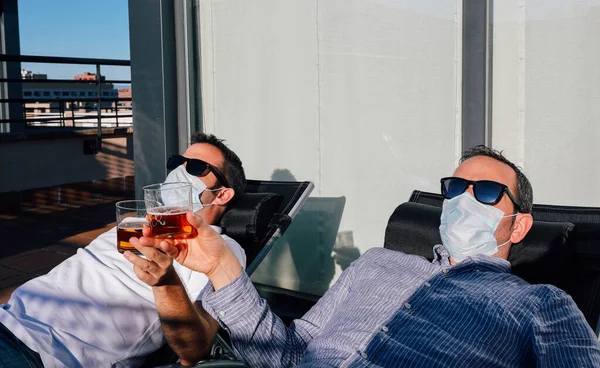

{"left": 497, "top": 239, "right": 511, "bottom": 249}
{"left": 498, "top": 212, "right": 520, "bottom": 248}
{"left": 197, "top": 187, "right": 224, "bottom": 208}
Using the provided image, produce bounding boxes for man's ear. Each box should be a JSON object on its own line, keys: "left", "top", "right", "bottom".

{"left": 213, "top": 188, "right": 235, "bottom": 206}
{"left": 510, "top": 213, "right": 533, "bottom": 244}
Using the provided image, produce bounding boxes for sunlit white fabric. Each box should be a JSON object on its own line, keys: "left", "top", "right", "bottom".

{"left": 0, "top": 226, "right": 245, "bottom": 367}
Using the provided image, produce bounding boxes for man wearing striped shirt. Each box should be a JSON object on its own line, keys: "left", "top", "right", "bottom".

{"left": 138, "top": 145, "right": 600, "bottom": 367}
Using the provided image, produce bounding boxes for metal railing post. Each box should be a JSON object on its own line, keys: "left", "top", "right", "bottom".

{"left": 0, "top": 55, "right": 131, "bottom": 129}
{"left": 60, "top": 101, "right": 64, "bottom": 127}
{"left": 70, "top": 100, "right": 75, "bottom": 127}
{"left": 96, "top": 63, "right": 102, "bottom": 149}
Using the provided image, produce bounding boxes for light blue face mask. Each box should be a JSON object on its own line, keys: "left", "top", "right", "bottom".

{"left": 439, "top": 192, "right": 517, "bottom": 262}
{"left": 163, "top": 165, "right": 220, "bottom": 211}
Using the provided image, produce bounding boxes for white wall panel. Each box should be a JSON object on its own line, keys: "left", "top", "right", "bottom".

{"left": 317, "top": 0, "right": 460, "bottom": 253}
{"left": 198, "top": 0, "right": 321, "bottom": 185}
{"left": 493, "top": 1, "right": 600, "bottom": 207}
{"left": 196, "top": 0, "right": 461, "bottom": 294}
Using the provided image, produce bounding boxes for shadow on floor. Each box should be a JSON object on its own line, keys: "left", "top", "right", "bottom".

{"left": 0, "top": 177, "right": 134, "bottom": 302}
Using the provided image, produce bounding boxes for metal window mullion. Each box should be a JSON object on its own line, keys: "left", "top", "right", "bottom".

{"left": 461, "top": 0, "right": 493, "bottom": 151}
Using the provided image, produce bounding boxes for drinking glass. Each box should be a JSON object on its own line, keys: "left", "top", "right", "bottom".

{"left": 115, "top": 200, "right": 148, "bottom": 253}
{"left": 143, "top": 182, "right": 198, "bottom": 239}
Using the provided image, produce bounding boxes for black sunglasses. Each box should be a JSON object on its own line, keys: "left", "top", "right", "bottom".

{"left": 440, "top": 177, "right": 521, "bottom": 212}
{"left": 167, "top": 155, "right": 229, "bottom": 188}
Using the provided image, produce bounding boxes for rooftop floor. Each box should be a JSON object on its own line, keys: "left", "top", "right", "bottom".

{"left": 0, "top": 178, "right": 134, "bottom": 303}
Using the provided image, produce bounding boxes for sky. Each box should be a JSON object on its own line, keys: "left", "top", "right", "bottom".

{"left": 18, "top": 0, "right": 130, "bottom": 81}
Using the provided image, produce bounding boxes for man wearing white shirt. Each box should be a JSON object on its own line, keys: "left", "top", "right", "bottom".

{"left": 0, "top": 133, "right": 246, "bottom": 367}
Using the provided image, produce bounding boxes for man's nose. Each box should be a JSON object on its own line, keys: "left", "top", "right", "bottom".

{"left": 465, "top": 184, "right": 475, "bottom": 196}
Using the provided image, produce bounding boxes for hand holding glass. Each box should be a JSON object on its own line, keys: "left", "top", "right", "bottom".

{"left": 143, "top": 182, "right": 198, "bottom": 239}
{"left": 116, "top": 200, "right": 148, "bottom": 253}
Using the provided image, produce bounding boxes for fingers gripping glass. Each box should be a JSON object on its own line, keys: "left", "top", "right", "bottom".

{"left": 440, "top": 177, "right": 521, "bottom": 212}
{"left": 167, "top": 155, "right": 229, "bottom": 188}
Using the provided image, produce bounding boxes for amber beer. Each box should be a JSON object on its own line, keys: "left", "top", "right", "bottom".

{"left": 116, "top": 219, "right": 147, "bottom": 253}
{"left": 115, "top": 200, "right": 148, "bottom": 254}
{"left": 146, "top": 207, "right": 198, "bottom": 239}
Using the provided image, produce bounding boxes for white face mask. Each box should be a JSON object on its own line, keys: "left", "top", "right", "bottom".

{"left": 163, "top": 165, "right": 219, "bottom": 212}
{"left": 439, "top": 192, "right": 517, "bottom": 262}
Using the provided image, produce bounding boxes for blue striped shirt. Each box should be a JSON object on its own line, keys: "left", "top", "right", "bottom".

{"left": 203, "top": 246, "right": 600, "bottom": 367}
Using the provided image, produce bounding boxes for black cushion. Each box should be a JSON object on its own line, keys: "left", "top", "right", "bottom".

{"left": 384, "top": 202, "right": 442, "bottom": 259}
{"left": 408, "top": 190, "right": 445, "bottom": 208}
{"left": 384, "top": 203, "right": 575, "bottom": 285}
{"left": 509, "top": 221, "right": 575, "bottom": 287}
{"left": 220, "top": 193, "right": 283, "bottom": 245}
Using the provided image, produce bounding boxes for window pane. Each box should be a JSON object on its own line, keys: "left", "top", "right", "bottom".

{"left": 193, "top": 0, "right": 462, "bottom": 294}
{"left": 493, "top": 1, "right": 600, "bottom": 207}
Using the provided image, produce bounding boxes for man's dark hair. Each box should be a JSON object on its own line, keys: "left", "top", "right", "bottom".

{"left": 191, "top": 132, "right": 246, "bottom": 204}
{"left": 460, "top": 145, "right": 533, "bottom": 213}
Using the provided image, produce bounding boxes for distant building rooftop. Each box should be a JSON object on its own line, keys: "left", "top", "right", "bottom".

{"left": 21, "top": 69, "right": 47, "bottom": 80}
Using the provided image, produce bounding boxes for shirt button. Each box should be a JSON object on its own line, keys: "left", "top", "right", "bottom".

{"left": 404, "top": 303, "right": 411, "bottom": 309}
{"left": 424, "top": 282, "right": 431, "bottom": 287}
{"left": 218, "top": 311, "right": 226, "bottom": 317}
{"left": 360, "top": 352, "right": 368, "bottom": 359}
{"left": 441, "top": 268, "right": 449, "bottom": 274}
{"left": 381, "top": 326, "right": 389, "bottom": 332}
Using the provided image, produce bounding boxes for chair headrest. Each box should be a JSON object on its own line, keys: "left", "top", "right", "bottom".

{"left": 384, "top": 202, "right": 575, "bottom": 285}
{"left": 384, "top": 202, "right": 441, "bottom": 259}
{"left": 220, "top": 192, "right": 283, "bottom": 244}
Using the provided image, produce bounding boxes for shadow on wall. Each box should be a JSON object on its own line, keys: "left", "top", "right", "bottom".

{"left": 251, "top": 169, "right": 361, "bottom": 296}
{"left": 271, "top": 169, "right": 296, "bottom": 182}
{"left": 0, "top": 132, "right": 133, "bottom": 194}
{"left": 95, "top": 135, "right": 135, "bottom": 179}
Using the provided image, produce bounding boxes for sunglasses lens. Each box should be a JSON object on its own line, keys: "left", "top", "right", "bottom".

{"left": 185, "top": 159, "right": 209, "bottom": 177}
{"left": 474, "top": 181, "right": 504, "bottom": 205}
{"left": 442, "top": 178, "right": 468, "bottom": 199}
{"left": 167, "top": 155, "right": 185, "bottom": 170}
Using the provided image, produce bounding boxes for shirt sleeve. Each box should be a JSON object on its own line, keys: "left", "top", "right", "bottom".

{"left": 532, "top": 286, "right": 600, "bottom": 367}
{"left": 202, "top": 261, "right": 355, "bottom": 367}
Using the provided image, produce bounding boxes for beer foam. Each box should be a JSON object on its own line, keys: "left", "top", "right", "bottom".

{"left": 147, "top": 206, "right": 187, "bottom": 215}
{"left": 119, "top": 216, "right": 148, "bottom": 224}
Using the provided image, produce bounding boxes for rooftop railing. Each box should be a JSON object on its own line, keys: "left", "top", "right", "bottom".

{"left": 0, "top": 54, "right": 132, "bottom": 148}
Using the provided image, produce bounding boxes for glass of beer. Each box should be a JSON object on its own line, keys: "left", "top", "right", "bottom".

{"left": 115, "top": 200, "right": 148, "bottom": 253}
{"left": 143, "top": 182, "right": 198, "bottom": 239}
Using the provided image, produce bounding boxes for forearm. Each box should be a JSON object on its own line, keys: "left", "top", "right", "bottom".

{"left": 153, "top": 278, "right": 217, "bottom": 366}
{"left": 203, "top": 273, "right": 314, "bottom": 367}
{"left": 208, "top": 250, "right": 244, "bottom": 290}
{"left": 204, "top": 245, "right": 355, "bottom": 366}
